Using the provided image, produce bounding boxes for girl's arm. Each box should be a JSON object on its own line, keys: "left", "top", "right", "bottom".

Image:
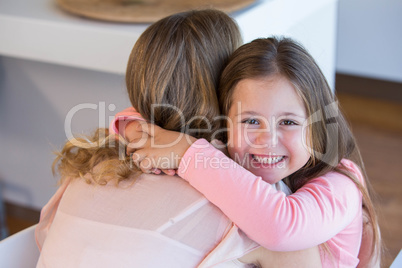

{"left": 129, "top": 123, "right": 363, "bottom": 250}
{"left": 177, "top": 139, "right": 363, "bottom": 251}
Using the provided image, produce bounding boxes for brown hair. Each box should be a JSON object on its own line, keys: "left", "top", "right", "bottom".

{"left": 53, "top": 9, "right": 242, "bottom": 184}
{"left": 126, "top": 9, "right": 242, "bottom": 139}
{"left": 219, "top": 36, "right": 381, "bottom": 263}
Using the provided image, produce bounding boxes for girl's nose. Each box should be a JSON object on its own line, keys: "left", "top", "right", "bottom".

{"left": 254, "top": 126, "right": 278, "bottom": 148}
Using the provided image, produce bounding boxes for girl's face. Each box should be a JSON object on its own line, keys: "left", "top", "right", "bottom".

{"left": 226, "top": 75, "right": 311, "bottom": 184}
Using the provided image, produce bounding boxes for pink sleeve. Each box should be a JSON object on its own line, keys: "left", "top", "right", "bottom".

{"left": 108, "top": 107, "right": 145, "bottom": 136}
{"left": 177, "top": 139, "right": 363, "bottom": 251}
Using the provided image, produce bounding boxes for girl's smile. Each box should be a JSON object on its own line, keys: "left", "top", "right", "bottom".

{"left": 251, "top": 154, "right": 286, "bottom": 166}
{"left": 226, "top": 75, "right": 311, "bottom": 184}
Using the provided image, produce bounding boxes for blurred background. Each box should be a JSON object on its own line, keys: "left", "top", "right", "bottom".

{"left": 0, "top": 0, "right": 401, "bottom": 266}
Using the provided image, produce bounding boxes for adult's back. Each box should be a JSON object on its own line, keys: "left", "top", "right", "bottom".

{"left": 35, "top": 171, "right": 257, "bottom": 267}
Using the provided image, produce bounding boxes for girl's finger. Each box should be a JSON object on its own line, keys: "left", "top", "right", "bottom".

{"left": 131, "top": 151, "right": 147, "bottom": 168}
{"left": 139, "top": 157, "right": 154, "bottom": 174}
{"left": 151, "top": 168, "right": 162, "bottom": 175}
{"left": 127, "top": 138, "right": 150, "bottom": 155}
{"left": 136, "top": 121, "right": 163, "bottom": 137}
{"left": 160, "top": 169, "right": 176, "bottom": 176}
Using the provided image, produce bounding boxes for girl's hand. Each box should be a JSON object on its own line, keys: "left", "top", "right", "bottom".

{"left": 125, "top": 121, "right": 177, "bottom": 175}
{"left": 127, "top": 122, "right": 196, "bottom": 174}
{"left": 125, "top": 120, "right": 146, "bottom": 154}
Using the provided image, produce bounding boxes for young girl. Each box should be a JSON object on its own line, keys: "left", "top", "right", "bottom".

{"left": 126, "top": 37, "right": 382, "bottom": 267}
{"left": 36, "top": 11, "right": 322, "bottom": 267}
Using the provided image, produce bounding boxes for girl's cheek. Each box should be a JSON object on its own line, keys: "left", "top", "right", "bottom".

{"left": 226, "top": 124, "right": 236, "bottom": 148}
{"left": 227, "top": 123, "right": 243, "bottom": 148}
{"left": 227, "top": 136, "right": 243, "bottom": 163}
{"left": 284, "top": 128, "right": 308, "bottom": 148}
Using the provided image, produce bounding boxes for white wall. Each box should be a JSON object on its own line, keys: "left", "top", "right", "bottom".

{"left": 236, "top": 0, "right": 338, "bottom": 89}
{"left": 336, "top": 0, "right": 402, "bottom": 83}
{"left": 0, "top": 57, "right": 131, "bottom": 208}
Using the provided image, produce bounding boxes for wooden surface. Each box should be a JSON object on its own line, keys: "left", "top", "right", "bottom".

{"left": 336, "top": 73, "right": 402, "bottom": 103}
{"left": 4, "top": 202, "right": 40, "bottom": 236}
{"left": 56, "top": 0, "right": 256, "bottom": 23}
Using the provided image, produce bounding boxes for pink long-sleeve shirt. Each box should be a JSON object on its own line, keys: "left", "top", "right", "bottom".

{"left": 177, "top": 139, "right": 364, "bottom": 268}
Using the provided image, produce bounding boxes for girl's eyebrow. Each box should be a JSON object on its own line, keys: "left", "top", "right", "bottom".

{"left": 235, "top": 111, "right": 262, "bottom": 117}
{"left": 279, "top": 112, "right": 306, "bottom": 119}
{"left": 236, "top": 111, "right": 306, "bottom": 119}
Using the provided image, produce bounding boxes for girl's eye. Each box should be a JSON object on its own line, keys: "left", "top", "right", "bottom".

{"left": 242, "top": 118, "right": 259, "bottom": 125}
{"left": 280, "top": 119, "right": 297, "bottom": 125}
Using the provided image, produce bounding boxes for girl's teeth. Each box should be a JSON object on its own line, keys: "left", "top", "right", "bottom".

{"left": 253, "top": 155, "right": 284, "bottom": 164}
